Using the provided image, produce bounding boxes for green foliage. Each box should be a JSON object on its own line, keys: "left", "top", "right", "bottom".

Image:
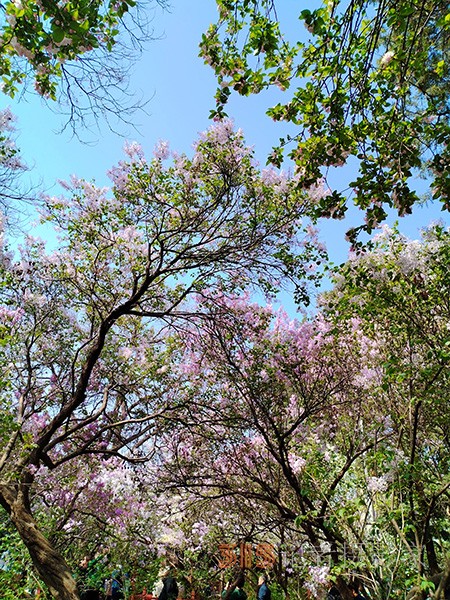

{"left": 321, "top": 223, "right": 450, "bottom": 585}
{"left": 0, "top": 1, "right": 167, "bottom": 130}
{"left": 0, "top": 516, "right": 49, "bottom": 599}
{"left": 1, "top": 0, "right": 123, "bottom": 99}
{"left": 202, "top": 0, "right": 450, "bottom": 243}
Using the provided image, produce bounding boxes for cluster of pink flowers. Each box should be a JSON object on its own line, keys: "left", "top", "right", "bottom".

{"left": 0, "top": 305, "right": 24, "bottom": 325}
{"left": 304, "top": 565, "right": 330, "bottom": 598}
{"left": 367, "top": 475, "right": 389, "bottom": 494}
{"left": 153, "top": 139, "right": 170, "bottom": 161}
{"left": 288, "top": 453, "right": 307, "bottom": 474}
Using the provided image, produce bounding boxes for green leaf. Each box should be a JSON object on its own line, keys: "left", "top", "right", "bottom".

{"left": 52, "top": 26, "right": 65, "bottom": 43}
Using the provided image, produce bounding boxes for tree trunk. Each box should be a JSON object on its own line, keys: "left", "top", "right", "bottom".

{"left": 0, "top": 483, "right": 80, "bottom": 600}
{"left": 425, "top": 536, "right": 440, "bottom": 575}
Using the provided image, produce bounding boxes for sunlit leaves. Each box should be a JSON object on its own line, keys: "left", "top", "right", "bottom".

{"left": 202, "top": 0, "right": 450, "bottom": 242}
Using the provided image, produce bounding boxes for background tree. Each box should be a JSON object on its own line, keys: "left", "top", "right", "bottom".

{"left": 321, "top": 224, "right": 450, "bottom": 597}
{"left": 32, "top": 456, "right": 163, "bottom": 597}
{"left": 0, "top": 120, "right": 323, "bottom": 600}
{"left": 151, "top": 295, "right": 390, "bottom": 599}
{"left": 201, "top": 0, "right": 450, "bottom": 242}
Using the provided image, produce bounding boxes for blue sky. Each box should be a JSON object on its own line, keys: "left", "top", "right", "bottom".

{"left": 3, "top": 0, "right": 448, "bottom": 270}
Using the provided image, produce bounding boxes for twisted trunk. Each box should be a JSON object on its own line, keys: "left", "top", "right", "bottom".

{"left": 0, "top": 482, "right": 80, "bottom": 600}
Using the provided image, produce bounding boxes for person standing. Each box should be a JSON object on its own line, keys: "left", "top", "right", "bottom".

{"left": 76, "top": 555, "right": 104, "bottom": 600}
{"left": 222, "top": 571, "right": 247, "bottom": 600}
{"left": 153, "top": 568, "right": 166, "bottom": 597}
{"left": 351, "top": 582, "right": 366, "bottom": 600}
{"left": 158, "top": 569, "right": 179, "bottom": 600}
{"left": 257, "top": 576, "right": 271, "bottom": 600}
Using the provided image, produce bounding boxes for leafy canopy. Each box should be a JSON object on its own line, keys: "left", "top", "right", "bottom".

{"left": 201, "top": 0, "right": 450, "bottom": 243}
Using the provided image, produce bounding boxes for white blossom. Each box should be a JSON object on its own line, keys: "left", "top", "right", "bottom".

{"left": 380, "top": 51, "right": 395, "bottom": 67}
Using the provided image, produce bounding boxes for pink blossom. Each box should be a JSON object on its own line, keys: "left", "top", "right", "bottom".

{"left": 305, "top": 565, "right": 330, "bottom": 598}
{"left": 289, "top": 453, "right": 307, "bottom": 474}
{"left": 153, "top": 139, "right": 170, "bottom": 160}
{"left": 367, "top": 476, "right": 389, "bottom": 493}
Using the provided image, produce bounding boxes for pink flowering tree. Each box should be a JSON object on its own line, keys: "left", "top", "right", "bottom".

{"left": 0, "top": 120, "right": 325, "bottom": 600}
{"left": 149, "top": 293, "right": 390, "bottom": 599}
{"left": 0, "top": 452, "right": 165, "bottom": 598}
{"left": 33, "top": 456, "right": 149, "bottom": 553}
{"left": 32, "top": 455, "right": 166, "bottom": 594}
